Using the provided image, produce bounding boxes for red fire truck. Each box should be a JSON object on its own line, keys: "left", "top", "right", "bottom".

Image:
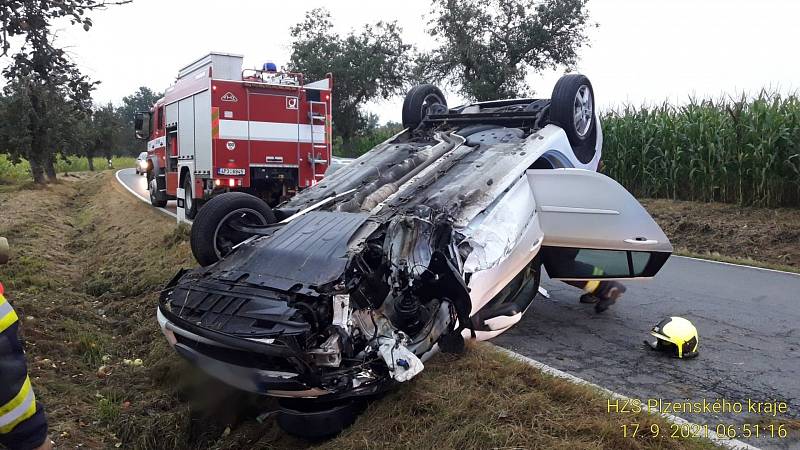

{"left": 134, "top": 52, "right": 333, "bottom": 218}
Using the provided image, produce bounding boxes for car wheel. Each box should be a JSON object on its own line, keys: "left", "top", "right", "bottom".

{"left": 190, "top": 192, "right": 276, "bottom": 266}
{"left": 550, "top": 74, "right": 597, "bottom": 164}
{"left": 183, "top": 176, "right": 198, "bottom": 219}
{"left": 401, "top": 84, "right": 447, "bottom": 130}
{"left": 148, "top": 173, "right": 167, "bottom": 207}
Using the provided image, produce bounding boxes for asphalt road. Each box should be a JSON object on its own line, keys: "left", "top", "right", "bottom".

{"left": 116, "top": 168, "right": 799, "bottom": 449}
{"left": 494, "top": 261, "right": 800, "bottom": 449}
{"left": 116, "top": 168, "right": 179, "bottom": 217}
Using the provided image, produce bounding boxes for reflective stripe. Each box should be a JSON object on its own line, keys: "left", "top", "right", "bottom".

{"left": 584, "top": 280, "right": 600, "bottom": 294}
{"left": 583, "top": 267, "right": 605, "bottom": 294}
{"left": 211, "top": 107, "right": 220, "bottom": 139}
{"left": 0, "top": 295, "right": 18, "bottom": 333}
{"left": 0, "top": 377, "right": 37, "bottom": 433}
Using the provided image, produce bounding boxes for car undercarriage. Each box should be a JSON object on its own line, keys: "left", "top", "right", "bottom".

{"left": 159, "top": 121, "right": 548, "bottom": 399}
{"left": 157, "top": 77, "right": 673, "bottom": 437}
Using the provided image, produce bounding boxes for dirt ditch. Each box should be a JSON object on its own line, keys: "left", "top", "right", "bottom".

{"left": 642, "top": 198, "right": 800, "bottom": 272}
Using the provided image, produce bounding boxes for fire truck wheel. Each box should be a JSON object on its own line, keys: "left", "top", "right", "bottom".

{"left": 401, "top": 84, "right": 447, "bottom": 130}
{"left": 183, "top": 177, "right": 198, "bottom": 219}
{"left": 190, "top": 192, "right": 276, "bottom": 266}
{"left": 148, "top": 174, "right": 167, "bottom": 207}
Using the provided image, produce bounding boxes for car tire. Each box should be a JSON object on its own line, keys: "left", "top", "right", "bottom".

{"left": 550, "top": 74, "right": 597, "bottom": 164}
{"left": 401, "top": 84, "right": 447, "bottom": 130}
{"left": 190, "top": 192, "right": 276, "bottom": 266}
{"left": 183, "top": 176, "right": 198, "bottom": 219}
{"left": 148, "top": 172, "right": 167, "bottom": 207}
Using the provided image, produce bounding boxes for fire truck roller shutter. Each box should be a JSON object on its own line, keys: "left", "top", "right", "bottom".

{"left": 178, "top": 98, "right": 195, "bottom": 160}
{"left": 166, "top": 103, "right": 178, "bottom": 127}
{"left": 193, "top": 90, "right": 213, "bottom": 173}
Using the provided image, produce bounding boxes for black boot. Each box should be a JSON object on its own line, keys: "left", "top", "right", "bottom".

{"left": 594, "top": 281, "right": 627, "bottom": 313}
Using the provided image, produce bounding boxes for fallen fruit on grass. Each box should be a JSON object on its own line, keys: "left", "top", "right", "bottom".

{"left": 97, "top": 365, "right": 113, "bottom": 378}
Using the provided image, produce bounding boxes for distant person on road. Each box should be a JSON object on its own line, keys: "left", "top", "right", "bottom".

{"left": 0, "top": 237, "right": 52, "bottom": 450}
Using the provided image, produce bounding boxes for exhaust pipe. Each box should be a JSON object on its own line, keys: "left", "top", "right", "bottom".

{"left": 0, "top": 237, "right": 8, "bottom": 265}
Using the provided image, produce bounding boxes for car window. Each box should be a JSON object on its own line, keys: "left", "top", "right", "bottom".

{"left": 541, "top": 246, "right": 669, "bottom": 279}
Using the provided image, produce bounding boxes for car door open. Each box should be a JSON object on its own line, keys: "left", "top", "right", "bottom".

{"left": 527, "top": 169, "right": 673, "bottom": 280}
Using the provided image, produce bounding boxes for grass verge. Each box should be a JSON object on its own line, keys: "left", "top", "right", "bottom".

{"left": 0, "top": 174, "right": 717, "bottom": 449}
{"left": 0, "top": 154, "right": 135, "bottom": 187}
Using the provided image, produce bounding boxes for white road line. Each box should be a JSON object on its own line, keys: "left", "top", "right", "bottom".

{"left": 491, "top": 344, "right": 759, "bottom": 450}
{"left": 673, "top": 255, "right": 799, "bottom": 277}
{"left": 114, "top": 169, "right": 178, "bottom": 220}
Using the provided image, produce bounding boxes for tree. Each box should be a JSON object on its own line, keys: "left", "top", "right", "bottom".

{"left": 91, "top": 102, "right": 123, "bottom": 162}
{"left": 0, "top": 77, "right": 84, "bottom": 183}
{"left": 288, "top": 8, "right": 413, "bottom": 151}
{"left": 117, "top": 86, "right": 161, "bottom": 155}
{"left": 72, "top": 110, "right": 97, "bottom": 170}
{"left": 0, "top": 0, "right": 128, "bottom": 183}
{"left": 1, "top": 0, "right": 129, "bottom": 56}
{"left": 422, "top": 0, "right": 591, "bottom": 101}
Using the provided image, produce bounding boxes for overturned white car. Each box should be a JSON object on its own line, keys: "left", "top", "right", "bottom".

{"left": 157, "top": 75, "right": 672, "bottom": 436}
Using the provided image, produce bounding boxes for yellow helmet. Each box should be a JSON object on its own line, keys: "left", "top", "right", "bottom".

{"left": 648, "top": 316, "right": 698, "bottom": 359}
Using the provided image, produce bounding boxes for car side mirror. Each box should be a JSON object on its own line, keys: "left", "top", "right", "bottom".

{"left": 134, "top": 111, "right": 151, "bottom": 140}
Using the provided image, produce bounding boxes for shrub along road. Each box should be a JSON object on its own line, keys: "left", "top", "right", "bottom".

{"left": 116, "top": 168, "right": 800, "bottom": 449}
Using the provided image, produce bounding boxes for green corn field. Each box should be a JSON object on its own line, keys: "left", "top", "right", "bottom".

{"left": 601, "top": 91, "right": 800, "bottom": 207}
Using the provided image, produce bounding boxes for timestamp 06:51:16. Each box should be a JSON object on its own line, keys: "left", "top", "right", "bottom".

{"left": 621, "top": 422, "right": 789, "bottom": 439}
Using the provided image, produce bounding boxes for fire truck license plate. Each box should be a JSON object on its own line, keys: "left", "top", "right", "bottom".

{"left": 218, "top": 168, "right": 246, "bottom": 176}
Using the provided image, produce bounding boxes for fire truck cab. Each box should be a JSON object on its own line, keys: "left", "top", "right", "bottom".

{"left": 134, "top": 52, "right": 333, "bottom": 218}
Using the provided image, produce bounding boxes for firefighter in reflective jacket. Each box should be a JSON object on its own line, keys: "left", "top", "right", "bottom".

{"left": 0, "top": 237, "right": 51, "bottom": 450}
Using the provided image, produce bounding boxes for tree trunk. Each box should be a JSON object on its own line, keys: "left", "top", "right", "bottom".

{"left": 28, "top": 157, "right": 47, "bottom": 185}
{"left": 44, "top": 152, "right": 57, "bottom": 182}
{"left": 27, "top": 86, "right": 55, "bottom": 184}
{"left": 339, "top": 131, "right": 356, "bottom": 157}
{"left": 87, "top": 157, "right": 95, "bottom": 171}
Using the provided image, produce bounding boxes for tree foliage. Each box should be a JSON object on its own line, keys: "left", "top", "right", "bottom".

{"left": 1, "top": 0, "right": 130, "bottom": 55}
{"left": 423, "top": 0, "right": 591, "bottom": 101}
{"left": 0, "top": 0, "right": 127, "bottom": 182}
{"left": 0, "top": 77, "right": 88, "bottom": 182}
{"left": 116, "top": 86, "right": 161, "bottom": 154}
{"left": 288, "top": 8, "right": 413, "bottom": 149}
{"left": 86, "top": 102, "right": 123, "bottom": 165}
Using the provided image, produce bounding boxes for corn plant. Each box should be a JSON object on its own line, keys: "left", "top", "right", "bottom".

{"left": 602, "top": 91, "right": 800, "bottom": 207}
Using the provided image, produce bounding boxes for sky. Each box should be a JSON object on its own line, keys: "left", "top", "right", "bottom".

{"left": 16, "top": 0, "right": 800, "bottom": 122}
